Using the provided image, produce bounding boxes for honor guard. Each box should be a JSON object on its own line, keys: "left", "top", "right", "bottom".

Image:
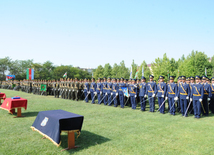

{"left": 118, "top": 78, "right": 126, "bottom": 108}
{"left": 146, "top": 75, "right": 157, "bottom": 112}
{"left": 166, "top": 76, "right": 178, "bottom": 115}
{"left": 110, "top": 78, "right": 119, "bottom": 107}
{"left": 90, "top": 78, "right": 97, "bottom": 104}
{"left": 129, "top": 79, "right": 138, "bottom": 109}
{"left": 139, "top": 76, "right": 147, "bottom": 111}
{"left": 107, "top": 77, "right": 112, "bottom": 105}
{"left": 178, "top": 76, "right": 190, "bottom": 117}
{"left": 201, "top": 76, "right": 212, "bottom": 116}
{"left": 190, "top": 76, "right": 204, "bottom": 118}
{"left": 102, "top": 77, "right": 108, "bottom": 105}
{"left": 83, "top": 78, "right": 90, "bottom": 102}
{"left": 96, "top": 78, "right": 103, "bottom": 104}
{"left": 157, "top": 76, "right": 167, "bottom": 114}
{"left": 210, "top": 77, "right": 214, "bottom": 113}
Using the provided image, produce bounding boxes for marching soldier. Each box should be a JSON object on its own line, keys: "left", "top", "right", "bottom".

{"left": 74, "top": 78, "right": 80, "bottom": 101}
{"left": 96, "top": 78, "right": 103, "bottom": 104}
{"left": 139, "top": 76, "right": 147, "bottom": 111}
{"left": 146, "top": 75, "right": 157, "bottom": 112}
{"left": 83, "top": 78, "right": 90, "bottom": 102}
{"left": 166, "top": 76, "right": 178, "bottom": 115}
{"left": 190, "top": 76, "right": 204, "bottom": 119}
{"left": 90, "top": 78, "right": 96, "bottom": 104}
{"left": 118, "top": 78, "right": 126, "bottom": 108}
{"left": 157, "top": 76, "right": 167, "bottom": 114}
{"left": 129, "top": 79, "right": 138, "bottom": 109}
{"left": 111, "top": 78, "right": 119, "bottom": 107}
{"left": 178, "top": 76, "right": 190, "bottom": 117}
{"left": 107, "top": 77, "right": 112, "bottom": 105}
{"left": 102, "top": 77, "right": 108, "bottom": 105}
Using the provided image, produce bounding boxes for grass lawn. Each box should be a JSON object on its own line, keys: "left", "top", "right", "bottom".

{"left": 0, "top": 89, "right": 214, "bottom": 155}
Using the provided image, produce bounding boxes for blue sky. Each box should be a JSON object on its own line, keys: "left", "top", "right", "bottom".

{"left": 0, "top": 0, "right": 213, "bottom": 68}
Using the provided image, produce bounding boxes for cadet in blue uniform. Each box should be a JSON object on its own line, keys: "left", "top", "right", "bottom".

{"left": 190, "top": 76, "right": 204, "bottom": 119}
{"left": 166, "top": 76, "right": 178, "bottom": 115}
{"left": 176, "top": 76, "right": 181, "bottom": 112}
{"left": 201, "top": 76, "right": 212, "bottom": 116}
{"left": 146, "top": 75, "right": 157, "bottom": 112}
{"left": 111, "top": 78, "right": 119, "bottom": 107}
{"left": 83, "top": 78, "right": 90, "bottom": 102}
{"left": 210, "top": 77, "right": 214, "bottom": 113}
{"left": 107, "top": 77, "right": 112, "bottom": 105}
{"left": 189, "top": 76, "right": 195, "bottom": 114}
{"left": 90, "top": 78, "right": 97, "bottom": 104}
{"left": 102, "top": 77, "right": 108, "bottom": 105}
{"left": 118, "top": 78, "right": 126, "bottom": 108}
{"left": 129, "top": 79, "right": 138, "bottom": 109}
{"left": 178, "top": 76, "right": 190, "bottom": 117}
{"left": 96, "top": 78, "right": 103, "bottom": 104}
{"left": 139, "top": 76, "right": 147, "bottom": 111}
{"left": 157, "top": 76, "right": 167, "bottom": 114}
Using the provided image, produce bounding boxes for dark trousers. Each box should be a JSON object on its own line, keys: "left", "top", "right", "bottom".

{"left": 193, "top": 100, "right": 201, "bottom": 118}
{"left": 119, "top": 94, "right": 124, "bottom": 108}
{"left": 113, "top": 94, "right": 118, "bottom": 107}
{"left": 90, "top": 91, "right": 95, "bottom": 103}
{"left": 202, "top": 98, "right": 209, "bottom": 116}
{"left": 103, "top": 93, "right": 108, "bottom": 105}
{"left": 168, "top": 97, "right": 175, "bottom": 115}
{"left": 139, "top": 96, "right": 146, "bottom": 111}
{"left": 158, "top": 97, "right": 165, "bottom": 113}
{"left": 180, "top": 98, "right": 188, "bottom": 116}
{"left": 84, "top": 92, "right": 88, "bottom": 102}
{"left": 131, "top": 96, "right": 136, "bottom": 109}
{"left": 97, "top": 93, "right": 101, "bottom": 104}
{"left": 108, "top": 93, "right": 112, "bottom": 105}
{"left": 149, "top": 96, "right": 155, "bottom": 112}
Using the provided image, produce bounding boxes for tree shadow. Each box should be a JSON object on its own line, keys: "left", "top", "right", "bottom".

{"left": 60, "top": 130, "right": 110, "bottom": 153}
{"left": 22, "top": 111, "right": 39, "bottom": 117}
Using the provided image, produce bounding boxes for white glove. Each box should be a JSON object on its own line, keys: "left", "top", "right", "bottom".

{"left": 105, "top": 92, "right": 107, "bottom": 95}
{"left": 73, "top": 90, "right": 74, "bottom": 92}
{"left": 94, "top": 92, "right": 97, "bottom": 95}
{"left": 135, "top": 95, "right": 137, "bottom": 98}
{"left": 111, "top": 93, "right": 113, "bottom": 96}
{"left": 152, "top": 94, "right": 155, "bottom": 97}
{"left": 144, "top": 94, "right": 147, "bottom": 98}
{"left": 100, "top": 92, "right": 102, "bottom": 95}
{"left": 199, "top": 98, "right": 202, "bottom": 102}
{"left": 190, "top": 98, "right": 193, "bottom": 102}
{"left": 128, "top": 94, "right": 130, "bottom": 97}
{"left": 124, "top": 94, "right": 126, "bottom": 97}
{"left": 165, "top": 97, "right": 168, "bottom": 100}
{"left": 134, "top": 85, "right": 137, "bottom": 88}
{"left": 116, "top": 93, "right": 118, "bottom": 96}
{"left": 208, "top": 98, "right": 210, "bottom": 101}
{"left": 88, "top": 91, "right": 90, "bottom": 94}
{"left": 174, "top": 97, "right": 178, "bottom": 101}
{"left": 186, "top": 96, "right": 189, "bottom": 100}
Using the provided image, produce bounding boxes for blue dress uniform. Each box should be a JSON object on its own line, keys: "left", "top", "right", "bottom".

{"left": 189, "top": 76, "right": 195, "bottom": 114}
{"left": 90, "top": 78, "right": 97, "bottom": 104}
{"left": 202, "top": 76, "right": 212, "bottom": 116}
{"left": 96, "top": 78, "right": 103, "bottom": 104}
{"left": 102, "top": 78, "right": 108, "bottom": 105}
{"left": 190, "top": 76, "right": 204, "bottom": 118}
{"left": 178, "top": 76, "right": 190, "bottom": 116}
{"left": 129, "top": 79, "right": 138, "bottom": 109}
{"left": 107, "top": 77, "right": 112, "bottom": 105}
{"left": 157, "top": 76, "right": 167, "bottom": 114}
{"left": 146, "top": 75, "right": 157, "bottom": 112}
{"left": 111, "top": 79, "right": 119, "bottom": 107}
{"left": 166, "top": 76, "right": 178, "bottom": 115}
{"left": 139, "top": 76, "right": 147, "bottom": 111}
{"left": 118, "top": 78, "right": 126, "bottom": 108}
{"left": 83, "top": 79, "right": 90, "bottom": 102}
{"left": 210, "top": 77, "right": 214, "bottom": 113}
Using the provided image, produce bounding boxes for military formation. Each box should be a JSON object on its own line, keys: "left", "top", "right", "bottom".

{"left": 1, "top": 75, "right": 214, "bottom": 119}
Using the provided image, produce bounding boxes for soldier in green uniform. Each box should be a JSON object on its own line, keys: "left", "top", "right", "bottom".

{"left": 74, "top": 78, "right": 80, "bottom": 101}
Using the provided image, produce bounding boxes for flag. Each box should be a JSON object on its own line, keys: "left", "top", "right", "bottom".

{"left": 26, "top": 69, "right": 34, "bottom": 80}
{"left": 63, "top": 72, "right": 67, "bottom": 78}
{"left": 121, "top": 87, "right": 129, "bottom": 97}
{"left": 40, "top": 84, "right": 47, "bottom": 91}
{"left": 134, "top": 69, "right": 138, "bottom": 79}
{"left": 205, "top": 68, "right": 207, "bottom": 77}
{"left": 130, "top": 67, "right": 132, "bottom": 79}
{"left": 142, "top": 66, "right": 144, "bottom": 76}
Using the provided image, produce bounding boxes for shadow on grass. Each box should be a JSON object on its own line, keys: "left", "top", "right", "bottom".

{"left": 60, "top": 130, "right": 110, "bottom": 153}
{"left": 22, "top": 111, "right": 39, "bottom": 117}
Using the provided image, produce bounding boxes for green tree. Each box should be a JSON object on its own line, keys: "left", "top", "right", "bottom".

{"left": 103, "top": 63, "right": 112, "bottom": 78}
{"left": 118, "top": 60, "right": 129, "bottom": 79}
{"left": 94, "top": 65, "right": 104, "bottom": 79}
{"left": 0, "top": 57, "right": 11, "bottom": 80}
{"left": 111, "top": 63, "right": 119, "bottom": 78}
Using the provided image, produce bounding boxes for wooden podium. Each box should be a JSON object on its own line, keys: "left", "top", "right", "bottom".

{"left": 13, "top": 107, "right": 25, "bottom": 118}
{"left": 61, "top": 130, "right": 80, "bottom": 151}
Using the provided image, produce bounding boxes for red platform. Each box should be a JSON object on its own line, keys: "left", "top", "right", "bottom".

{"left": 0, "top": 97, "right": 27, "bottom": 117}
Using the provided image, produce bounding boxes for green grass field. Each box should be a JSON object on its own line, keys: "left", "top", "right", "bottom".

{"left": 0, "top": 89, "right": 214, "bottom": 155}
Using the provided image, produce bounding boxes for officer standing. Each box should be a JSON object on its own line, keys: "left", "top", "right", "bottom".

{"left": 139, "top": 76, "right": 147, "bottom": 111}
{"left": 111, "top": 78, "right": 119, "bottom": 107}
{"left": 90, "top": 78, "right": 97, "bottom": 104}
{"left": 96, "top": 78, "right": 103, "bottom": 104}
{"left": 157, "top": 76, "right": 167, "bottom": 114}
{"left": 83, "top": 78, "right": 90, "bottom": 102}
{"left": 107, "top": 77, "right": 112, "bottom": 105}
{"left": 129, "top": 79, "right": 138, "bottom": 109}
{"left": 146, "top": 75, "right": 157, "bottom": 112}
{"left": 118, "top": 78, "right": 126, "bottom": 108}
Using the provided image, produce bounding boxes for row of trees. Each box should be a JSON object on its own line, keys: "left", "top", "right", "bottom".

{"left": 0, "top": 57, "right": 91, "bottom": 81}
{"left": 0, "top": 51, "right": 214, "bottom": 82}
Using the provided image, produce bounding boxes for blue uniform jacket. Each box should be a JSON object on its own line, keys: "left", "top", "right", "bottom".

{"left": 190, "top": 83, "right": 204, "bottom": 100}
{"left": 157, "top": 82, "right": 167, "bottom": 97}
{"left": 96, "top": 82, "right": 103, "bottom": 93}
{"left": 146, "top": 81, "right": 157, "bottom": 97}
{"left": 178, "top": 82, "right": 190, "bottom": 99}
{"left": 166, "top": 82, "right": 178, "bottom": 98}
{"left": 112, "top": 83, "right": 119, "bottom": 94}
{"left": 139, "top": 82, "right": 147, "bottom": 97}
{"left": 211, "top": 84, "right": 214, "bottom": 99}
{"left": 90, "top": 82, "right": 97, "bottom": 92}
{"left": 118, "top": 83, "right": 126, "bottom": 95}
{"left": 202, "top": 83, "right": 212, "bottom": 99}
{"left": 84, "top": 82, "right": 90, "bottom": 92}
{"left": 102, "top": 82, "right": 107, "bottom": 93}
{"left": 129, "top": 84, "right": 137, "bottom": 97}
{"left": 107, "top": 82, "right": 112, "bottom": 94}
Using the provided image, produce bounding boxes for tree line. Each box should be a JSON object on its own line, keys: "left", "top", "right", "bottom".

{"left": 0, "top": 50, "right": 214, "bottom": 81}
